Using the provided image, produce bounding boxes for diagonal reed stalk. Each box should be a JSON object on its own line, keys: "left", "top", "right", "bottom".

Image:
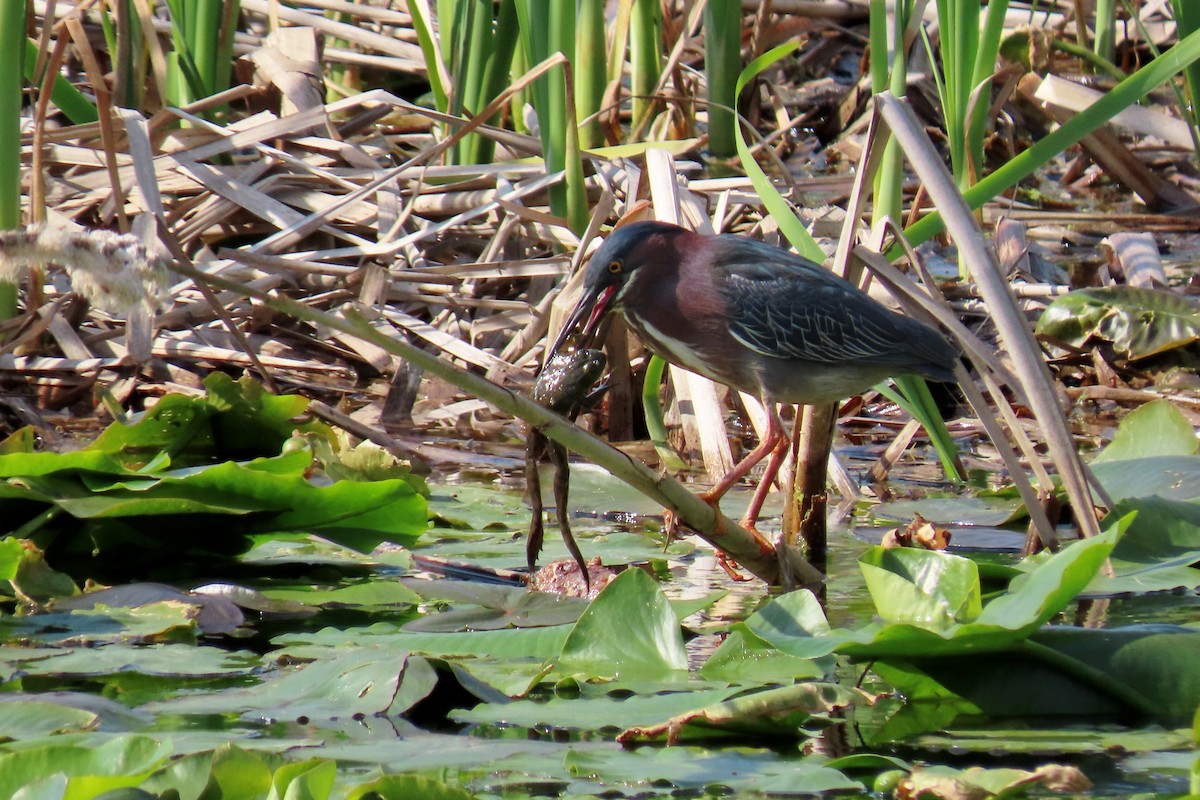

{"left": 166, "top": 257, "right": 821, "bottom": 589}
{"left": 876, "top": 91, "right": 1102, "bottom": 540}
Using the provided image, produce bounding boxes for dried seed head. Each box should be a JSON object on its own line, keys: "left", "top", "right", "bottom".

{"left": 0, "top": 225, "right": 172, "bottom": 315}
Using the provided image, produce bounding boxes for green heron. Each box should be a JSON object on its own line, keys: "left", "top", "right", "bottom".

{"left": 549, "top": 220, "right": 959, "bottom": 533}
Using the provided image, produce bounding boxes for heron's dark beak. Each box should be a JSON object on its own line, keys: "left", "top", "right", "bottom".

{"left": 547, "top": 284, "right": 618, "bottom": 359}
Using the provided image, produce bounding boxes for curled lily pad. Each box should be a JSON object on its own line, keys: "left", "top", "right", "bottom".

{"left": 1036, "top": 286, "right": 1200, "bottom": 362}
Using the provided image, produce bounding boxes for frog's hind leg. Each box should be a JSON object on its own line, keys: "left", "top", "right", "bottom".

{"left": 525, "top": 432, "right": 548, "bottom": 576}
{"left": 549, "top": 439, "right": 590, "bottom": 592}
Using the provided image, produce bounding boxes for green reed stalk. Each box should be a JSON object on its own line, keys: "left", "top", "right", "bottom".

{"left": 448, "top": 0, "right": 490, "bottom": 162}
{"left": 1094, "top": 0, "right": 1115, "bottom": 64}
{"left": 1170, "top": 0, "right": 1200, "bottom": 149}
{"left": 935, "top": 0, "right": 977, "bottom": 189}
{"left": 629, "top": 0, "right": 662, "bottom": 132}
{"left": 191, "top": 0, "right": 221, "bottom": 99}
{"left": 642, "top": 354, "right": 689, "bottom": 471}
{"left": 966, "top": 0, "right": 1009, "bottom": 184}
{"left": 463, "top": 0, "right": 520, "bottom": 164}
{"left": 164, "top": 0, "right": 239, "bottom": 116}
{"left": 931, "top": 0, "right": 1007, "bottom": 190}
{"left": 325, "top": 9, "right": 355, "bottom": 102}
{"left": 870, "top": 0, "right": 915, "bottom": 225}
{"left": 514, "top": 0, "right": 588, "bottom": 232}
{"left": 0, "top": 0, "right": 24, "bottom": 317}
{"left": 411, "top": 0, "right": 448, "bottom": 113}
{"left": 100, "top": 0, "right": 140, "bottom": 108}
{"left": 704, "top": 0, "right": 741, "bottom": 158}
{"left": 510, "top": 43, "right": 530, "bottom": 134}
{"left": 575, "top": 0, "right": 606, "bottom": 149}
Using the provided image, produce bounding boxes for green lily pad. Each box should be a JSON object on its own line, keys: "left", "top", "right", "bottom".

{"left": 400, "top": 581, "right": 588, "bottom": 631}
{"left": 0, "top": 734, "right": 171, "bottom": 799}
{"left": 260, "top": 579, "right": 421, "bottom": 610}
{"left": 452, "top": 687, "right": 745, "bottom": 730}
{"left": 555, "top": 570, "right": 687, "bottom": 680}
{"left": 1093, "top": 400, "right": 1199, "bottom": 463}
{"left": 144, "top": 651, "right": 438, "bottom": 721}
{"left": 747, "top": 526, "right": 1120, "bottom": 660}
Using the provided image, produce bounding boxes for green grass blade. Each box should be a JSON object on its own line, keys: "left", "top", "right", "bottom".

{"left": 629, "top": 0, "right": 662, "bottom": 130}
{"left": 409, "top": 0, "right": 449, "bottom": 113}
{"left": 163, "top": 0, "right": 206, "bottom": 105}
{"left": 876, "top": 377, "right": 962, "bottom": 481}
{"left": 1095, "top": 0, "right": 1115, "bottom": 63}
{"left": 734, "top": 42, "right": 824, "bottom": 262}
{"left": 968, "top": 0, "right": 1010, "bottom": 181}
{"left": 514, "top": 0, "right": 587, "bottom": 231}
{"left": 23, "top": 39, "right": 97, "bottom": 124}
{"left": 868, "top": 0, "right": 889, "bottom": 93}
{"left": 467, "top": 0, "right": 520, "bottom": 163}
{"left": 1171, "top": 0, "right": 1200, "bottom": 140}
{"left": 453, "top": 0, "right": 491, "bottom": 162}
{"left": 192, "top": 0, "right": 222, "bottom": 96}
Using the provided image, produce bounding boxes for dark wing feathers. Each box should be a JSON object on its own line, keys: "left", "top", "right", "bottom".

{"left": 713, "top": 237, "right": 955, "bottom": 371}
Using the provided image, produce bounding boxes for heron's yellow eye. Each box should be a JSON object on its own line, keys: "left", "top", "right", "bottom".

{"left": 607, "top": 260, "right": 622, "bottom": 274}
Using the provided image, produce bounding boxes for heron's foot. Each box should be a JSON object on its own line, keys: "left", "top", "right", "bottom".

{"left": 716, "top": 549, "right": 753, "bottom": 582}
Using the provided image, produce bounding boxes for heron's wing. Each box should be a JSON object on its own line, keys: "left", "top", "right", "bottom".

{"left": 713, "top": 238, "right": 949, "bottom": 367}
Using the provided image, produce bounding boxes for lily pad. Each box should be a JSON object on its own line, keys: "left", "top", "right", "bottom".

{"left": 1090, "top": 456, "right": 1200, "bottom": 503}
{"left": 453, "top": 687, "right": 745, "bottom": 730}
{"left": 1093, "top": 400, "right": 1199, "bottom": 463}
{"left": 1036, "top": 286, "right": 1200, "bottom": 361}
{"left": 555, "top": 569, "right": 688, "bottom": 680}
{"left": 144, "top": 651, "right": 438, "bottom": 721}
{"left": 872, "top": 494, "right": 1027, "bottom": 526}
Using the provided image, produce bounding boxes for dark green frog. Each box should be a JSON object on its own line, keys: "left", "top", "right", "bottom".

{"left": 526, "top": 348, "right": 606, "bottom": 589}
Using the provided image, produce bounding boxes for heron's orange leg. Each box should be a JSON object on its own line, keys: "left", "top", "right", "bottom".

{"left": 739, "top": 432, "right": 791, "bottom": 532}
{"left": 697, "top": 412, "right": 786, "bottom": 509}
